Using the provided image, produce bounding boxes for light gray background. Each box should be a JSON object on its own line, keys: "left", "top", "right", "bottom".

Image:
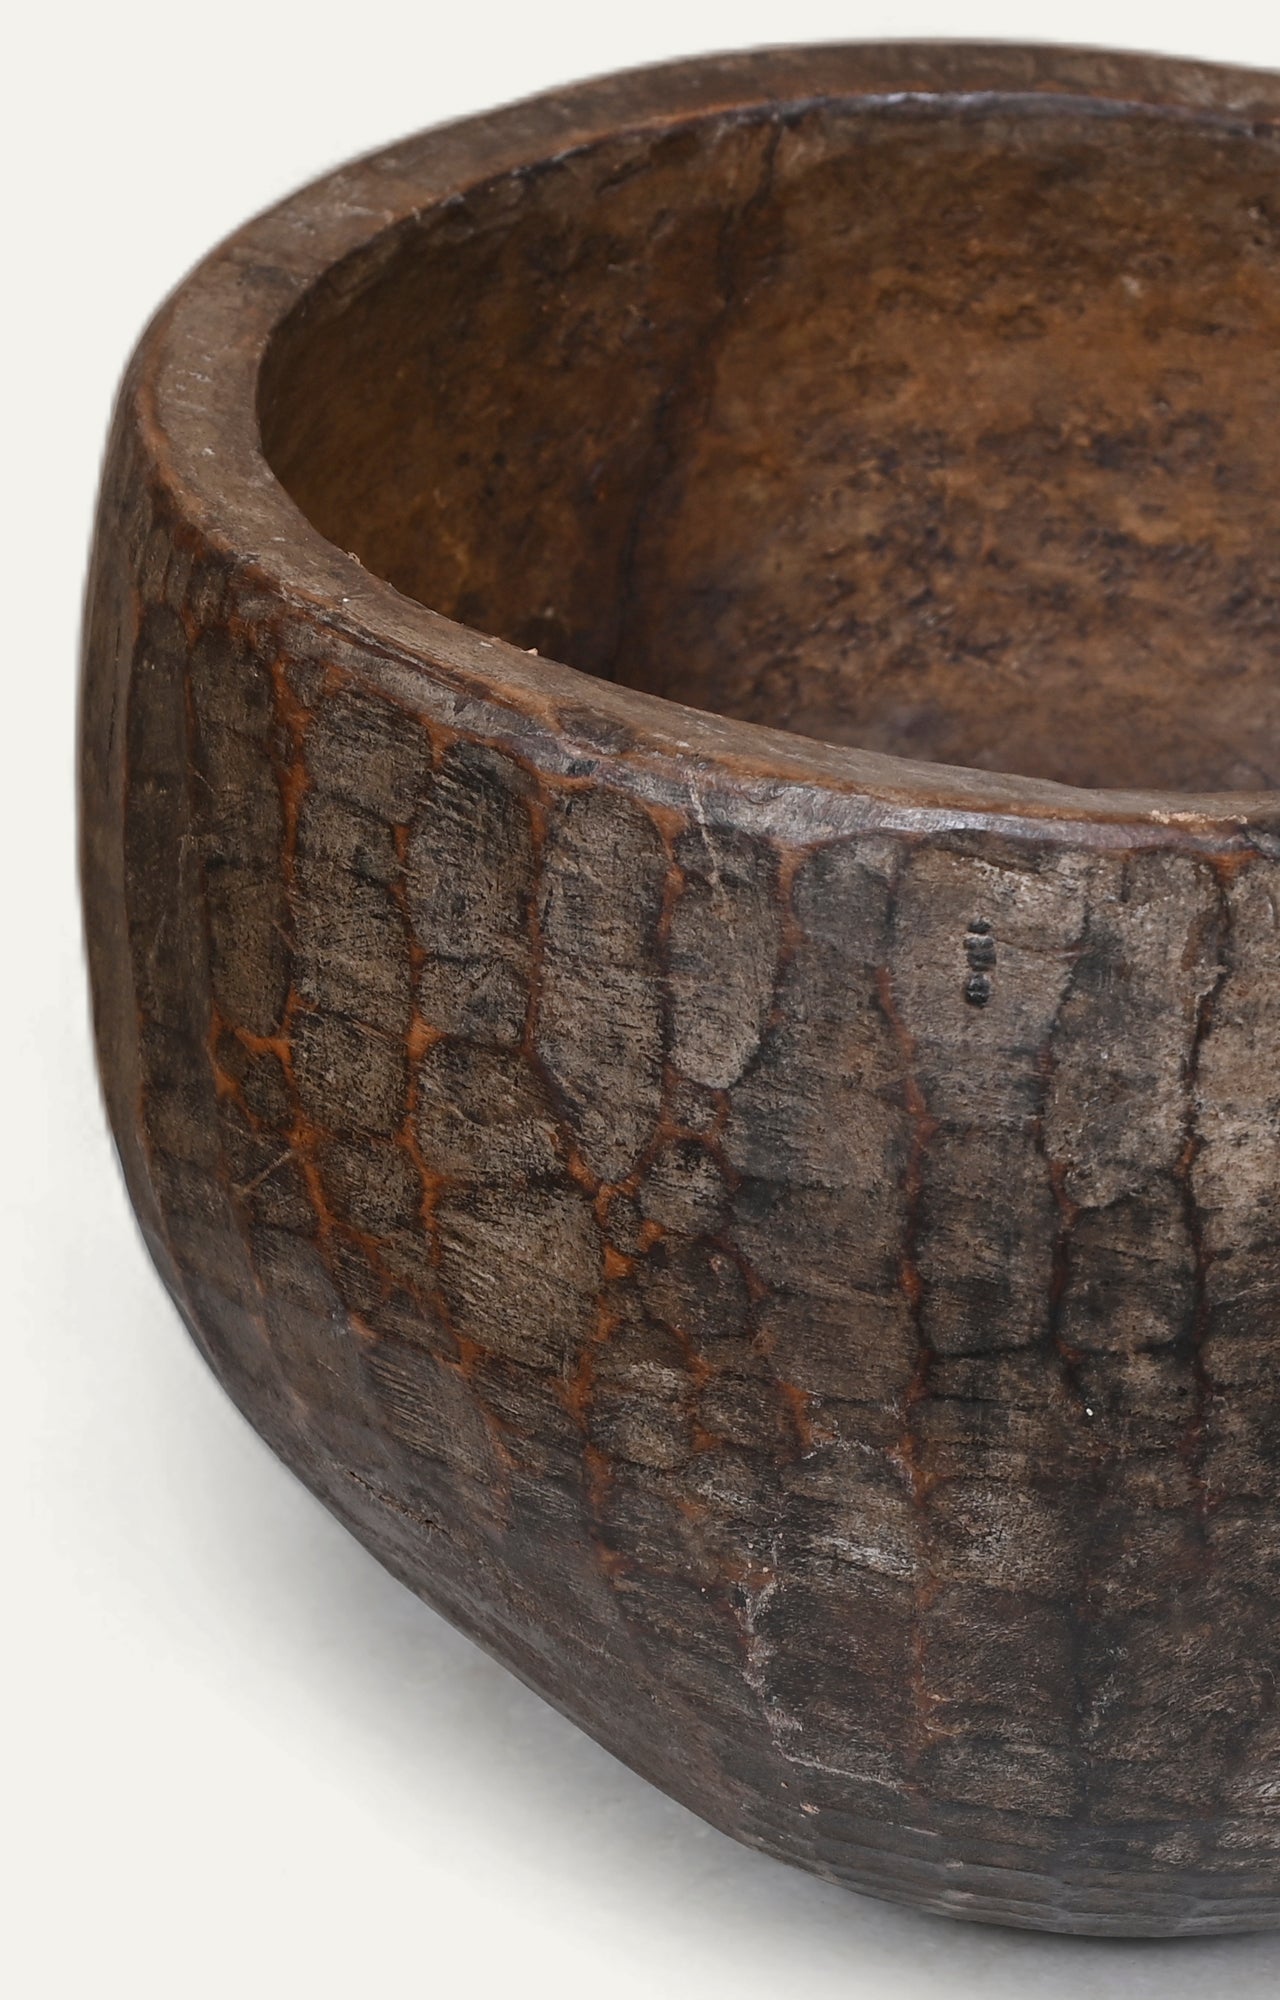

{"left": 10, "top": 4, "right": 1280, "bottom": 1992}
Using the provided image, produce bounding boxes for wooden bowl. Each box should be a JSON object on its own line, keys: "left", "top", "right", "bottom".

{"left": 82, "top": 43, "right": 1280, "bottom": 1935}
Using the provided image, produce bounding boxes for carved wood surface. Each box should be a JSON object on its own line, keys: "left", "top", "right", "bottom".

{"left": 81, "top": 43, "right": 1280, "bottom": 1934}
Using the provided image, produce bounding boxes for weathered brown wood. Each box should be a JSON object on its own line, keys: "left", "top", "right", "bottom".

{"left": 81, "top": 43, "right": 1280, "bottom": 1935}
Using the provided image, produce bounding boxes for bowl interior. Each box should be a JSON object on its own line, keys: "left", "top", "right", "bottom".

{"left": 260, "top": 98, "right": 1280, "bottom": 793}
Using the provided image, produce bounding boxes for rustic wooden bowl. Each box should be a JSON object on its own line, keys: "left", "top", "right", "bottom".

{"left": 82, "top": 42, "right": 1280, "bottom": 1936}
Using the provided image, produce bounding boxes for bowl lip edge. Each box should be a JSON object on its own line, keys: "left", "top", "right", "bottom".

{"left": 120, "top": 37, "right": 1280, "bottom": 850}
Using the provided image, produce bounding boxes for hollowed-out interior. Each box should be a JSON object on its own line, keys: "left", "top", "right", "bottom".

{"left": 260, "top": 99, "right": 1280, "bottom": 791}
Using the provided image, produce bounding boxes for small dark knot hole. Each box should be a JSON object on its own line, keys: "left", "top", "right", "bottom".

{"left": 965, "top": 934, "right": 997, "bottom": 971}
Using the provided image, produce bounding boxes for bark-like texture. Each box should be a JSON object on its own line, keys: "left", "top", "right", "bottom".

{"left": 82, "top": 44, "right": 1280, "bottom": 1935}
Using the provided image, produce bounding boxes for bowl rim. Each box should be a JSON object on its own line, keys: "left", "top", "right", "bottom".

{"left": 128, "top": 38, "right": 1280, "bottom": 853}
